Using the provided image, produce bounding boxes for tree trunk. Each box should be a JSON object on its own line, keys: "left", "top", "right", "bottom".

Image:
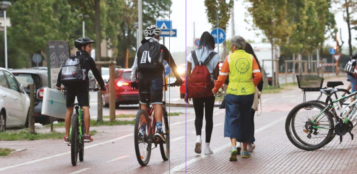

{"left": 270, "top": 39, "right": 275, "bottom": 87}
{"left": 345, "top": 0, "right": 353, "bottom": 56}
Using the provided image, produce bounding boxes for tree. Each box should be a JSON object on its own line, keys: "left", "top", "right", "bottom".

{"left": 204, "top": 0, "right": 234, "bottom": 58}
{"left": 247, "top": 0, "right": 292, "bottom": 86}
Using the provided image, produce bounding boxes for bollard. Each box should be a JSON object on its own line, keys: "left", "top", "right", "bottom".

{"left": 29, "top": 84, "right": 36, "bottom": 134}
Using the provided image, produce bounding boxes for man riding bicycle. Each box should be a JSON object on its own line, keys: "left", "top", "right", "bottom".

{"left": 131, "top": 25, "right": 183, "bottom": 142}
{"left": 56, "top": 37, "right": 106, "bottom": 143}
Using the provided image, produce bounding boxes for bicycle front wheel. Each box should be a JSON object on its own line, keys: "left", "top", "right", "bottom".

{"left": 134, "top": 109, "right": 152, "bottom": 166}
{"left": 71, "top": 114, "right": 79, "bottom": 166}
{"left": 285, "top": 102, "right": 334, "bottom": 151}
{"left": 160, "top": 107, "right": 170, "bottom": 161}
{"left": 79, "top": 116, "right": 85, "bottom": 162}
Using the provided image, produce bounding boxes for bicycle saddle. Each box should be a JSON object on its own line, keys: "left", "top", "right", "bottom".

{"left": 327, "top": 81, "right": 344, "bottom": 88}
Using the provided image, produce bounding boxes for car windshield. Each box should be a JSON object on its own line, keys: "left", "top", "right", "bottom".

{"left": 122, "top": 72, "right": 131, "bottom": 80}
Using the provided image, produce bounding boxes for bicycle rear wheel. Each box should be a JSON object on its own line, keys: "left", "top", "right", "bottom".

{"left": 134, "top": 109, "right": 152, "bottom": 166}
{"left": 79, "top": 115, "right": 84, "bottom": 162}
{"left": 160, "top": 107, "right": 170, "bottom": 161}
{"left": 285, "top": 102, "right": 334, "bottom": 151}
{"left": 325, "top": 89, "right": 350, "bottom": 106}
{"left": 71, "top": 114, "right": 79, "bottom": 166}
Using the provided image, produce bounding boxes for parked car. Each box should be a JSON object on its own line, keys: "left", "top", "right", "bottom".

{"left": 0, "top": 68, "right": 30, "bottom": 132}
{"left": 103, "top": 69, "right": 139, "bottom": 107}
{"left": 11, "top": 69, "right": 52, "bottom": 124}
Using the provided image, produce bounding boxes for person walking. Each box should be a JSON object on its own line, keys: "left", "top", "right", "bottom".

{"left": 212, "top": 36, "right": 262, "bottom": 161}
{"left": 186, "top": 32, "right": 220, "bottom": 155}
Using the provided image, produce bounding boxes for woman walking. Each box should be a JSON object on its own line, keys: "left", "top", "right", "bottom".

{"left": 212, "top": 36, "right": 262, "bottom": 161}
{"left": 186, "top": 32, "right": 220, "bottom": 155}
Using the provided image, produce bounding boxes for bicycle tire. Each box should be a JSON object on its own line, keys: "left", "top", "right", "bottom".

{"left": 160, "top": 107, "right": 170, "bottom": 161}
{"left": 285, "top": 102, "right": 334, "bottom": 151}
{"left": 71, "top": 114, "right": 79, "bottom": 166}
{"left": 134, "top": 109, "right": 152, "bottom": 166}
{"left": 325, "top": 89, "right": 350, "bottom": 105}
{"left": 79, "top": 115, "right": 84, "bottom": 162}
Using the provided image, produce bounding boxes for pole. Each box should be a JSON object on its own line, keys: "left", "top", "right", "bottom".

{"left": 137, "top": 0, "right": 143, "bottom": 49}
{"left": 216, "top": 11, "right": 219, "bottom": 58}
{"left": 109, "top": 63, "right": 116, "bottom": 122}
{"left": 193, "top": 22, "right": 195, "bottom": 42}
{"left": 4, "top": 10, "right": 8, "bottom": 69}
{"left": 125, "top": 49, "right": 129, "bottom": 68}
{"left": 83, "top": 21, "right": 85, "bottom": 37}
{"left": 231, "top": 5, "right": 235, "bottom": 36}
{"left": 29, "top": 84, "right": 35, "bottom": 134}
{"left": 316, "top": 49, "right": 320, "bottom": 76}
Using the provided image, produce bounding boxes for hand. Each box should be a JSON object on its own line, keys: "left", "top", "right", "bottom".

{"left": 212, "top": 89, "right": 217, "bottom": 95}
{"left": 185, "top": 93, "right": 190, "bottom": 104}
{"left": 56, "top": 86, "right": 62, "bottom": 91}
{"left": 174, "top": 78, "right": 183, "bottom": 86}
{"left": 131, "top": 81, "right": 138, "bottom": 89}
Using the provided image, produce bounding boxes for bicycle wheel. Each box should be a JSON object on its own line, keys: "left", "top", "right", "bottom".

{"left": 134, "top": 109, "right": 152, "bottom": 166}
{"left": 325, "top": 89, "right": 350, "bottom": 106}
{"left": 71, "top": 114, "right": 79, "bottom": 166}
{"left": 285, "top": 102, "right": 334, "bottom": 151}
{"left": 79, "top": 115, "right": 84, "bottom": 162}
{"left": 160, "top": 107, "right": 170, "bottom": 161}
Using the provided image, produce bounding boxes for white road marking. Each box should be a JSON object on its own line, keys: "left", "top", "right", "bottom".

{"left": 165, "top": 116, "right": 286, "bottom": 174}
{"left": 282, "top": 95, "right": 295, "bottom": 98}
{"left": 70, "top": 168, "right": 90, "bottom": 174}
{"left": 106, "top": 155, "right": 130, "bottom": 163}
{"left": 214, "top": 123, "right": 223, "bottom": 127}
{"left": 171, "top": 136, "right": 185, "bottom": 142}
{"left": 0, "top": 134, "right": 133, "bottom": 172}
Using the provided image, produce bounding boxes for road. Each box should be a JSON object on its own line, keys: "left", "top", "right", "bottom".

{"left": 1, "top": 76, "right": 357, "bottom": 173}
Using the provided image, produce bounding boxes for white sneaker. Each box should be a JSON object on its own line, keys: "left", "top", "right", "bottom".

{"left": 204, "top": 147, "right": 213, "bottom": 155}
{"left": 247, "top": 143, "right": 255, "bottom": 152}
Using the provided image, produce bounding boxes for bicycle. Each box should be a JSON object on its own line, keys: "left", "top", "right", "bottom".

{"left": 64, "top": 88, "right": 99, "bottom": 166}
{"left": 286, "top": 89, "right": 357, "bottom": 151}
{"left": 134, "top": 82, "right": 176, "bottom": 166}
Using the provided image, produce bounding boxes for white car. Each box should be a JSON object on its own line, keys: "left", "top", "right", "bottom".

{"left": 0, "top": 68, "right": 30, "bottom": 132}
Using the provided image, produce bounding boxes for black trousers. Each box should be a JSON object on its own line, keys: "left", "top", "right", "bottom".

{"left": 193, "top": 96, "right": 215, "bottom": 143}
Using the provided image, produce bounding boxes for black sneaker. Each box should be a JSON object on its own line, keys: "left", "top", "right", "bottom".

{"left": 138, "top": 132, "right": 148, "bottom": 143}
{"left": 154, "top": 131, "right": 166, "bottom": 143}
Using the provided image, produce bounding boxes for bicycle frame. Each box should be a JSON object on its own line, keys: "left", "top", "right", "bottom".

{"left": 312, "top": 91, "right": 357, "bottom": 128}
{"left": 70, "top": 105, "right": 84, "bottom": 142}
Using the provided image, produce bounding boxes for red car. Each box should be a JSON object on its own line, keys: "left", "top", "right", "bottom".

{"left": 103, "top": 69, "right": 139, "bottom": 107}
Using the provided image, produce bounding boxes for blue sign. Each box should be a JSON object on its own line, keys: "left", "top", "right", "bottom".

{"left": 329, "top": 47, "right": 336, "bottom": 55}
{"left": 211, "top": 28, "right": 226, "bottom": 44}
{"left": 194, "top": 39, "right": 200, "bottom": 47}
{"left": 156, "top": 21, "right": 171, "bottom": 29}
{"left": 164, "top": 61, "right": 171, "bottom": 76}
{"left": 160, "top": 29, "right": 177, "bottom": 37}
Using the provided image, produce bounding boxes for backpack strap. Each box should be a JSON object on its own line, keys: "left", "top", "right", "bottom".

{"left": 202, "top": 52, "right": 217, "bottom": 66}
{"left": 191, "top": 51, "right": 199, "bottom": 66}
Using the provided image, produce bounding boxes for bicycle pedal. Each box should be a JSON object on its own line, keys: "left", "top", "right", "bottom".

{"left": 349, "top": 132, "right": 354, "bottom": 140}
{"left": 339, "top": 136, "right": 343, "bottom": 144}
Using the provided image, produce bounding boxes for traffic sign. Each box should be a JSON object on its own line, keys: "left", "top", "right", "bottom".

{"left": 194, "top": 39, "right": 200, "bottom": 47}
{"left": 211, "top": 28, "right": 226, "bottom": 44}
{"left": 160, "top": 29, "right": 177, "bottom": 37}
{"left": 32, "top": 54, "right": 42, "bottom": 63}
{"left": 334, "top": 54, "right": 341, "bottom": 61}
{"left": 329, "top": 47, "right": 336, "bottom": 55}
{"left": 156, "top": 20, "right": 171, "bottom": 29}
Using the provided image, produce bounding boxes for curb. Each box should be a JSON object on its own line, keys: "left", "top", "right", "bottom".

{"left": 168, "top": 103, "right": 221, "bottom": 108}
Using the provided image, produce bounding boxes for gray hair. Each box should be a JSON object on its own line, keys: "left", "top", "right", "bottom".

{"left": 230, "top": 36, "right": 246, "bottom": 50}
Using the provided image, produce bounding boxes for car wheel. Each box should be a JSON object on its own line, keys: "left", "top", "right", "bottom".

{"left": 0, "top": 112, "right": 6, "bottom": 132}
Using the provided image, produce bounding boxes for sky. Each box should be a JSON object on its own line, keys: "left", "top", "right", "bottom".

{"left": 158, "top": 0, "right": 356, "bottom": 55}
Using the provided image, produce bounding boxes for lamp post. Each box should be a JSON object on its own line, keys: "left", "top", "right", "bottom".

{"left": 78, "top": 14, "right": 89, "bottom": 37}
{"left": 0, "top": 1, "right": 11, "bottom": 69}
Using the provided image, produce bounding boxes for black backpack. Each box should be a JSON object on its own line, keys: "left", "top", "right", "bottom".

{"left": 137, "top": 41, "right": 163, "bottom": 72}
{"left": 60, "top": 54, "right": 87, "bottom": 86}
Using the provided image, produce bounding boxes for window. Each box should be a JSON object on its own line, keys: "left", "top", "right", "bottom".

{"left": 0, "top": 71, "right": 8, "bottom": 88}
{"left": 4, "top": 72, "right": 19, "bottom": 91}
{"left": 13, "top": 73, "right": 42, "bottom": 91}
{"left": 122, "top": 72, "right": 131, "bottom": 81}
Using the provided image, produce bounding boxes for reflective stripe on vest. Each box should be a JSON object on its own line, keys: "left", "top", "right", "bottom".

{"left": 227, "top": 50, "right": 255, "bottom": 96}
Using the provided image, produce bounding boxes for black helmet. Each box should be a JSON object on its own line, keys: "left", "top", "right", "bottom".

{"left": 74, "top": 37, "right": 95, "bottom": 49}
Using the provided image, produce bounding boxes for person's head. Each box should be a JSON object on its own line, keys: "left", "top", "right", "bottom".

{"left": 230, "top": 36, "right": 246, "bottom": 52}
{"left": 144, "top": 25, "right": 161, "bottom": 40}
{"left": 198, "top": 31, "right": 215, "bottom": 50}
{"left": 244, "top": 42, "right": 258, "bottom": 59}
{"left": 75, "top": 37, "right": 94, "bottom": 54}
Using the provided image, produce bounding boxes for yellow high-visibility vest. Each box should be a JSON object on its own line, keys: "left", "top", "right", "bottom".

{"left": 227, "top": 50, "right": 255, "bottom": 96}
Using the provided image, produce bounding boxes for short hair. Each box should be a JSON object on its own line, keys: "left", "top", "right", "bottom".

{"left": 230, "top": 36, "right": 246, "bottom": 50}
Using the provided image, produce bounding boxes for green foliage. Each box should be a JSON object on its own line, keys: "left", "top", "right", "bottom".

{"left": 0, "top": 148, "right": 14, "bottom": 156}
{"left": 0, "top": 130, "right": 97, "bottom": 141}
{"left": 204, "top": 0, "right": 234, "bottom": 31}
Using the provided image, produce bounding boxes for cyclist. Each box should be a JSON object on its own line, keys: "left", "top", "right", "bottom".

{"left": 131, "top": 25, "right": 183, "bottom": 142}
{"left": 56, "top": 37, "right": 106, "bottom": 143}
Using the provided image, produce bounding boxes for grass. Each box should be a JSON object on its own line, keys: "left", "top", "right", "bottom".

{"left": 0, "top": 129, "right": 97, "bottom": 141}
{"left": 0, "top": 148, "right": 14, "bottom": 156}
{"left": 262, "top": 82, "right": 298, "bottom": 94}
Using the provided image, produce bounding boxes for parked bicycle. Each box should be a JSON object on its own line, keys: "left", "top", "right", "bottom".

{"left": 286, "top": 75, "right": 356, "bottom": 151}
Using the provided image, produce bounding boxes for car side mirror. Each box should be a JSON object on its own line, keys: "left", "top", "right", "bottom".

{"left": 19, "top": 84, "right": 25, "bottom": 93}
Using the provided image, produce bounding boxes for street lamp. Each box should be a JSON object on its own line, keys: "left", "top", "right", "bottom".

{"left": 78, "top": 14, "right": 89, "bottom": 37}
{"left": 0, "top": 1, "right": 11, "bottom": 69}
